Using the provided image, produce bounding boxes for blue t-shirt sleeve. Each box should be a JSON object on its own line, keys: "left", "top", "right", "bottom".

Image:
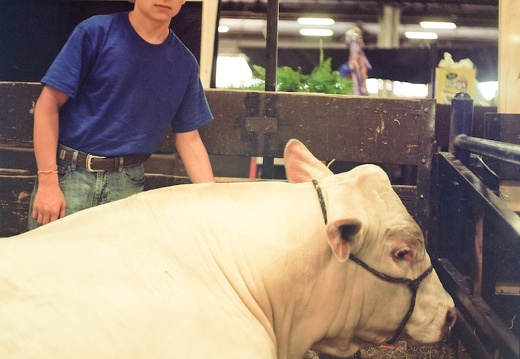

{"left": 171, "top": 64, "right": 213, "bottom": 133}
{"left": 42, "top": 24, "right": 95, "bottom": 99}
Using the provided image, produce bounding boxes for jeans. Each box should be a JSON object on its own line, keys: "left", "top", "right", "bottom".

{"left": 28, "top": 150, "right": 145, "bottom": 230}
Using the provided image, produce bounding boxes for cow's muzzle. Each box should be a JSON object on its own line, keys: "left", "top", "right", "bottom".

{"left": 348, "top": 254, "right": 434, "bottom": 344}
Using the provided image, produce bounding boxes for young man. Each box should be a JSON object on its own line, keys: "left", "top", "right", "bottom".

{"left": 29, "top": 0, "right": 215, "bottom": 229}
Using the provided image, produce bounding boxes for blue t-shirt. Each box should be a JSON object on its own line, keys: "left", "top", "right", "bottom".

{"left": 42, "top": 12, "right": 213, "bottom": 156}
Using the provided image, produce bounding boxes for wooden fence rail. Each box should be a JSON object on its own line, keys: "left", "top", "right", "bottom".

{"left": 0, "top": 82, "right": 436, "bottom": 239}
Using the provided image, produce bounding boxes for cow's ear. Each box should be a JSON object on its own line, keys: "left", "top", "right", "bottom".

{"left": 326, "top": 219, "right": 363, "bottom": 262}
{"left": 284, "top": 139, "right": 333, "bottom": 183}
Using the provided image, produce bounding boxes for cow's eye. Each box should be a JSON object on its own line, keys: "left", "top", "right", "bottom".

{"left": 395, "top": 247, "right": 411, "bottom": 260}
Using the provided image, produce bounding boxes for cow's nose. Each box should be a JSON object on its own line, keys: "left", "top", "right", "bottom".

{"left": 447, "top": 307, "right": 457, "bottom": 329}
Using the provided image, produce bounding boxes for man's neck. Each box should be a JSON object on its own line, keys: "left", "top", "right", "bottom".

{"left": 128, "top": 11, "right": 170, "bottom": 45}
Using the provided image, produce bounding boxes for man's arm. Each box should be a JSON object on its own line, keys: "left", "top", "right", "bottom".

{"left": 174, "top": 130, "right": 215, "bottom": 183}
{"left": 32, "top": 85, "right": 69, "bottom": 225}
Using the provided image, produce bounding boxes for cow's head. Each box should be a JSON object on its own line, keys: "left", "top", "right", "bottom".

{"left": 284, "top": 139, "right": 456, "bottom": 356}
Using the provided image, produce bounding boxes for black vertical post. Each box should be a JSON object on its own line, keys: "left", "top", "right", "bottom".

{"left": 449, "top": 92, "right": 474, "bottom": 166}
{"left": 265, "top": 0, "right": 279, "bottom": 92}
{"left": 428, "top": 43, "right": 437, "bottom": 99}
{"left": 260, "top": 0, "right": 278, "bottom": 179}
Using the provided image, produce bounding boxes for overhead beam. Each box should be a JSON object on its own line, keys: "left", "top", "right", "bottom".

{"left": 220, "top": 1, "right": 498, "bottom": 28}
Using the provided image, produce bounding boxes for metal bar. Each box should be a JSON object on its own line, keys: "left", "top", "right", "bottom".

{"left": 437, "top": 152, "right": 520, "bottom": 357}
{"left": 435, "top": 258, "right": 519, "bottom": 359}
{"left": 261, "top": 0, "right": 279, "bottom": 179}
{"left": 449, "top": 92, "right": 474, "bottom": 165}
{"left": 428, "top": 43, "right": 437, "bottom": 99}
{"left": 265, "top": 0, "right": 278, "bottom": 92}
{"left": 454, "top": 134, "right": 520, "bottom": 166}
{"left": 451, "top": 310, "right": 493, "bottom": 359}
{"left": 438, "top": 152, "right": 520, "bottom": 243}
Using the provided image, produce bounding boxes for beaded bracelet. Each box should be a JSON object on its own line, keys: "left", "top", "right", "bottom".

{"left": 37, "top": 169, "right": 58, "bottom": 174}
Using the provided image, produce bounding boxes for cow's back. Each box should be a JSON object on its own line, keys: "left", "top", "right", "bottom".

{"left": 0, "top": 181, "right": 316, "bottom": 359}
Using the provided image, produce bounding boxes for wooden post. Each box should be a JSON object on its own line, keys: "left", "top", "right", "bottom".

{"left": 498, "top": 0, "right": 520, "bottom": 113}
{"left": 472, "top": 211, "right": 484, "bottom": 298}
{"left": 188, "top": 0, "right": 219, "bottom": 88}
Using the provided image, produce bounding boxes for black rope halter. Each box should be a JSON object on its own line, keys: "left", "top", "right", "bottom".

{"left": 311, "top": 178, "right": 434, "bottom": 344}
{"left": 312, "top": 179, "right": 328, "bottom": 225}
{"left": 349, "top": 254, "right": 434, "bottom": 344}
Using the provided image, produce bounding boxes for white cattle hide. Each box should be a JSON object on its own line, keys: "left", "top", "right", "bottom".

{"left": 0, "top": 139, "right": 455, "bottom": 359}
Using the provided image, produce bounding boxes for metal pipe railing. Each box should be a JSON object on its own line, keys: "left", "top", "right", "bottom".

{"left": 453, "top": 134, "right": 520, "bottom": 166}
{"left": 449, "top": 92, "right": 474, "bottom": 165}
{"left": 450, "top": 91, "right": 520, "bottom": 167}
{"left": 446, "top": 92, "right": 520, "bottom": 359}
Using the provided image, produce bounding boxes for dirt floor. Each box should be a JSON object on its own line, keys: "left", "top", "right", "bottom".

{"left": 307, "top": 340, "right": 479, "bottom": 359}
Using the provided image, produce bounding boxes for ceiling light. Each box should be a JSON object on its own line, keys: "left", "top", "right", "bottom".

{"left": 297, "top": 17, "right": 335, "bottom": 26}
{"left": 420, "top": 21, "right": 457, "bottom": 30}
{"left": 218, "top": 25, "right": 229, "bottom": 33}
{"left": 405, "top": 31, "right": 438, "bottom": 40}
{"left": 299, "top": 29, "right": 334, "bottom": 36}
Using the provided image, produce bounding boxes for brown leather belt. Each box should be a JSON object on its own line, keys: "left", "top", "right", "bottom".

{"left": 59, "top": 148, "right": 151, "bottom": 172}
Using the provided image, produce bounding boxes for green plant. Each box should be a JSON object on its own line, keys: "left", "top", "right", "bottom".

{"left": 232, "top": 43, "right": 354, "bottom": 95}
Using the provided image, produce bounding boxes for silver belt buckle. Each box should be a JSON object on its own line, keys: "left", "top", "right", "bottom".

{"left": 86, "top": 154, "right": 106, "bottom": 172}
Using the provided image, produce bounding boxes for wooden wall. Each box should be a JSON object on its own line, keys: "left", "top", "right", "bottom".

{"left": 0, "top": 83, "right": 436, "bottom": 240}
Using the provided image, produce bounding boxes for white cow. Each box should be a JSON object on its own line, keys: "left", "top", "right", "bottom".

{"left": 0, "top": 139, "right": 455, "bottom": 359}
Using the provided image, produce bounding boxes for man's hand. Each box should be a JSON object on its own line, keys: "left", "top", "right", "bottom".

{"left": 32, "top": 176, "right": 66, "bottom": 225}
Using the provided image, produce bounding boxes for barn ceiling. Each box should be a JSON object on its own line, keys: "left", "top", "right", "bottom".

{"left": 217, "top": 0, "right": 499, "bottom": 49}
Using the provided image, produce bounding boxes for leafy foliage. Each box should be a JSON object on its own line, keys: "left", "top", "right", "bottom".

{"left": 232, "top": 45, "right": 354, "bottom": 95}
